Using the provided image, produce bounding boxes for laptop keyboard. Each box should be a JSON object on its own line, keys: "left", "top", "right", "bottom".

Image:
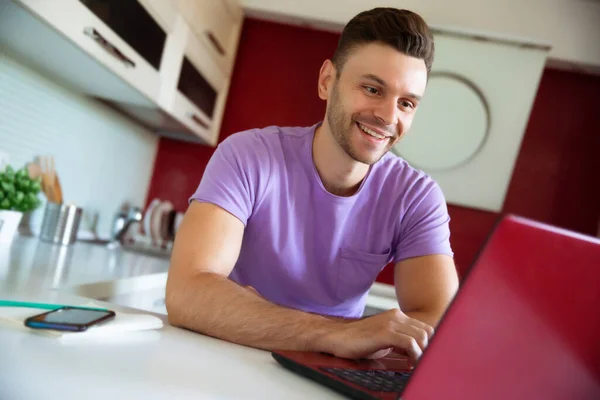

{"left": 320, "top": 367, "right": 411, "bottom": 393}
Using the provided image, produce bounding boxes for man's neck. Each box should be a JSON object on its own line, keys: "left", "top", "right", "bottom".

{"left": 312, "top": 122, "right": 370, "bottom": 197}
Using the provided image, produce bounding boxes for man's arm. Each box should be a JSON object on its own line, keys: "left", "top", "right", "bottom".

{"left": 394, "top": 255, "right": 459, "bottom": 327}
{"left": 166, "top": 201, "right": 338, "bottom": 351}
{"left": 166, "top": 201, "right": 434, "bottom": 361}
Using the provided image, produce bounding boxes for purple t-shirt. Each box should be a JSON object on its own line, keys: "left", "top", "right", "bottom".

{"left": 191, "top": 123, "right": 453, "bottom": 318}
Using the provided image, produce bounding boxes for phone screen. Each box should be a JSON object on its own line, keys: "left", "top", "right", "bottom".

{"left": 39, "top": 308, "right": 114, "bottom": 325}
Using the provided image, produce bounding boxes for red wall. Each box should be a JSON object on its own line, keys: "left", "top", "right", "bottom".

{"left": 447, "top": 66, "right": 600, "bottom": 277}
{"left": 146, "top": 18, "right": 600, "bottom": 282}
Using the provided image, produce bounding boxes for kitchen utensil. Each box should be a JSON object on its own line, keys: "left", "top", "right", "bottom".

{"left": 53, "top": 174, "right": 63, "bottom": 204}
{"left": 27, "top": 162, "right": 41, "bottom": 180}
{"left": 155, "top": 201, "right": 174, "bottom": 244}
{"left": 37, "top": 155, "right": 63, "bottom": 204}
{"left": 165, "top": 210, "right": 177, "bottom": 241}
{"left": 40, "top": 202, "right": 82, "bottom": 245}
{"left": 47, "top": 156, "right": 63, "bottom": 204}
{"left": 36, "top": 156, "right": 52, "bottom": 202}
{"left": 174, "top": 212, "right": 184, "bottom": 235}
{"left": 143, "top": 198, "right": 160, "bottom": 237}
{"left": 149, "top": 200, "right": 164, "bottom": 246}
{"left": 110, "top": 205, "right": 143, "bottom": 245}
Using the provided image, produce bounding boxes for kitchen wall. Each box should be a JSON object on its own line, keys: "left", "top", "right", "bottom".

{"left": 0, "top": 51, "right": 158, "bottom": 238}
{"left": 146, "top": 18, "right": 600, "bottom": 282}
{"left": 242, "top": 0, "right": 600, "bottom": 72}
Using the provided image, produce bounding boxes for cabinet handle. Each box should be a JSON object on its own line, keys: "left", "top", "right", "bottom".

{"left": 83, "top": 27, "right": 136, "bottom": 68}
{"left": 205, "top": 31, "right": 226, "bottom": 56}
{"left": 187, "top": 112, "right": 209, "bottom": 129}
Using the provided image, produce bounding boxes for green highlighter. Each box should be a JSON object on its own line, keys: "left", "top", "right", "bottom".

{"left": 0, "top": 300, "right": 109, "bottom": 311}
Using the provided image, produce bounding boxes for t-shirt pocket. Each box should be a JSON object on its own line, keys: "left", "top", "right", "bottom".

{"left": 336, "top": 247, "right": 392, "bottom": 301}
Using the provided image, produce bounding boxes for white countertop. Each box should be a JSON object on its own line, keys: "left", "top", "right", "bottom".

{"left": 0, "top": 236, "right": 170, "bottom": 293}
{"left": 0, "top": 290, "right": 345, "bottom": 400}
{"left": 0, "top": 235, "right": 397, "bottom": 400}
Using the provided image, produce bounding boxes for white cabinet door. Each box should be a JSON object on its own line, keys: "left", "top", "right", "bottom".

{"left": 158, "top": 16, "right": 228, "bottom": 146}
{"left": 174, "top": 0, "right": 243, "bottom": 77}
{"left": 138, "top": 0, "right": 179, "bottom": 34}
{"left": 17, "top": 0, "right": 162, "bottom": 105}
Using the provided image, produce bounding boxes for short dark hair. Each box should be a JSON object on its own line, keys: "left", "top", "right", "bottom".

{"left": 332, "top": 8, "right": 434, "bottom": 77}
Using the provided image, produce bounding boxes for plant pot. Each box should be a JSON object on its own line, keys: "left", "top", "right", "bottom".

{"left": 0, "top": 210, "right": 23, "bottom": 244}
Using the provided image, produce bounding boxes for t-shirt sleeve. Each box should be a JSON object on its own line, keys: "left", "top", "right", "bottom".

{"left": 394, "top": 181, "right": 454, "bottom": 263}
{"left": 188, "top": 130, "right": 271, "bottom": 226}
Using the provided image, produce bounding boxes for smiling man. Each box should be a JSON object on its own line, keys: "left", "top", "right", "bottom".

{"left": 166, "top": 8, "right": 459, "bottom": 362}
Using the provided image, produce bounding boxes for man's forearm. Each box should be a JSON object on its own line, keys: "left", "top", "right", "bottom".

{"left": 404, "top": 309, "right": 445, "bottom": 328}
{"left": 166, "top": 272, "right": 340, "bottom": 352}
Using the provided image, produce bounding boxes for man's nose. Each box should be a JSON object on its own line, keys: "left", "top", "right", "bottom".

{"left": 373, "top": 97, "right": 398, "bottom": 126}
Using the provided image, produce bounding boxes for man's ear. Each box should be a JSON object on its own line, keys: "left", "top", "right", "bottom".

{"left": 318, "top": 60, "right": 336, "bottom": 101}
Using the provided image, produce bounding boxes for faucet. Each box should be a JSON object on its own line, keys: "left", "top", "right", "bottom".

{"left": 108, "top": 205, "right": 143, "bottom": 247}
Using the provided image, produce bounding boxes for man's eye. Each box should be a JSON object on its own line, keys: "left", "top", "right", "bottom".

{"left": 365, "top": 86, "right": 379, "bottom": 95}
{"left": 400, "top": 101, "right": 414, "bottom": 109}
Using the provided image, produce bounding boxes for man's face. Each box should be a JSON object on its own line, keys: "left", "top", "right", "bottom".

{"left": 322, "top": 43, "right": 428, "bottom": 165}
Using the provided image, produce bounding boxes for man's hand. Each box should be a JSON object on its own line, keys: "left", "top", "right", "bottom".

{"left": 241, "top": 286, "right": 432, "bottom": 362}
{"left": 321, "top": 309, "right": 434, "bottom": 362}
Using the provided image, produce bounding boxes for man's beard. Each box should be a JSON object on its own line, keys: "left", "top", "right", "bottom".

{"left": 326, "top": 83, "right": 395, "bottom": 165}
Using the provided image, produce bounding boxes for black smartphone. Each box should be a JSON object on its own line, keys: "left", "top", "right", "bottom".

{"left": 24, "top": 307, "right": 116, "bottom": 332}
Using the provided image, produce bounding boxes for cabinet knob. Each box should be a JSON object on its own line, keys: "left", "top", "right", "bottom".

{"left": 205, "top": 31, "right": 226, "bottom": 57}
{"left": 84, "top": 27, "right": 136, "bottom": 68}
{"left": 187, "top": 112, "right": 209, "bottom": 129}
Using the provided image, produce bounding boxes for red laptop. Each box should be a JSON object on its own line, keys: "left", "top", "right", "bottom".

{"left": 272, "top": 215, "right": 600, "bottom": 399}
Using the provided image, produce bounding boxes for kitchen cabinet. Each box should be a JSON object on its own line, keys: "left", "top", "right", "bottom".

{"left": 174, "top": 0, "right": 243, "bottom": 77}
{"left": 0, "top": 0, "right": 243, "bottom": 146}
{"left": 157, "top": 15, "right": 231, "bottom": 145}
{"left": 79, "top": 0, "right": 169, "bottom": 71}
{"left": 12, "top": 0, "right": 167, "bottom": 106}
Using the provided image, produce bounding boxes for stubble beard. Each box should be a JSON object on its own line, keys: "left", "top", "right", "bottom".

{"left": 326, "top": 83, "right": 393, "bottom": 166}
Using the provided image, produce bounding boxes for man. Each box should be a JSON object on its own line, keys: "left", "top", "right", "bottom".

{"left": 166, "top": 8, "right": 459, "bottom": 362}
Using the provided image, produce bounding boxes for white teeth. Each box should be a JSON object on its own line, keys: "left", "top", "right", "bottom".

{"left": 358, "top": 123, "right": 386, "bottom": 140}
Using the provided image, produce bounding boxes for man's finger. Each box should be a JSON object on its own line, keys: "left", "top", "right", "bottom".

{"left": 364, "top": 347, "right": 393, "bottom": 360}
{"left": 391, "top": 322, "right": 429, "bottom": 350}
{"left": 387, "top": 309, "right": 434, "bottom": 339}
{"left": 390, "top": 333, "right": 423, "bottom": 362}
{"left": 402, "top": 315, "right": 435, "bottom": 339}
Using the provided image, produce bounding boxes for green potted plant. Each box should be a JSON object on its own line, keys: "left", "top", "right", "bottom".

{"left": 0, "top": 165, "right": 42, "bottom": 243}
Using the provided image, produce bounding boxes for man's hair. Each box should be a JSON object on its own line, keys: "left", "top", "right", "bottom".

{"left": 332, "top": 8, "right": 434, "bottom": 77}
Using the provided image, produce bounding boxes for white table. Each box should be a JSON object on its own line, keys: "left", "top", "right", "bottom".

{"left": 0, "top": 289, "right": 345, "bottom": 400}
{"left": 0, "top": 236, "right": 397, "bottom": 399}
{"left": 0, "top": 237, "right": 352, "bottom": 399}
